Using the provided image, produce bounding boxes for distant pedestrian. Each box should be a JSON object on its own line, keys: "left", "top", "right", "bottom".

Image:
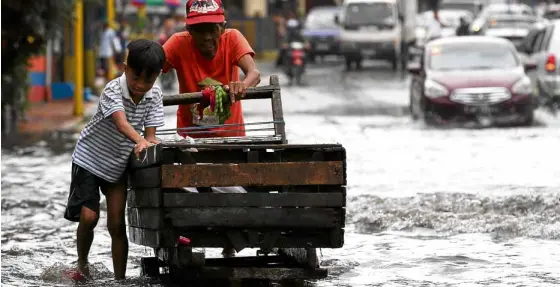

{"left": 456, "top": 17, "right": 470, "bottom": 36}
{"left": 98, "top": 21, "right": 122, "bottom": 82}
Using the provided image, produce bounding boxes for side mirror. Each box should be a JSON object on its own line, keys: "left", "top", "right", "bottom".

{"left": 407, "top": 62, "right": 422, "bottom": 74}
{"left": 524, "top": 60, "right": 537, "bottom": 72}
{"left": 334, "top": 15, "right": 339, "bottom": 25}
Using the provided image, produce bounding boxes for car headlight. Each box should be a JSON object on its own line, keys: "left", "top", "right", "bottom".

{"left": 511, "top": 76, "right": 533, "bottom": 95}
{"left": 424, "top": 79, "right": 449, "bottom": 98}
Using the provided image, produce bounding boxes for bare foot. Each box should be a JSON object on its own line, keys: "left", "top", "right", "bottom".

{"left": 77, "top": 262, "right": 91, "bottom": 279}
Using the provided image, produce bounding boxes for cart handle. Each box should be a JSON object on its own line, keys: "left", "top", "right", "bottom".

{"left": 163, "top": 76, "right": 280, "bottom": 106}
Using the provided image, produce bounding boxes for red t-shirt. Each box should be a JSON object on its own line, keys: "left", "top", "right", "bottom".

{"left": 163, "top": 29, "right": 255, "bottom": 138}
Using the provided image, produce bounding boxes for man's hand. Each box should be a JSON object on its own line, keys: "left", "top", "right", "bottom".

{"left": 224, "top": 81, "right": 248, "bottom": 103}
{"left": 134, "top": 138, "right": 152, "bottom": 160}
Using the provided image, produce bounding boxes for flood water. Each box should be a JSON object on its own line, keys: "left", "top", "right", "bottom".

{"left": 2, "top": 61, "right": 560, "bottom": 286}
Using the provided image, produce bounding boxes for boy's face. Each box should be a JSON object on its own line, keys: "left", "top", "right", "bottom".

{"left": 188, "top": 23, "right": 224, "bottom": 58}
{"left": 124, "top": 64, "right": 159, "bottom": 97}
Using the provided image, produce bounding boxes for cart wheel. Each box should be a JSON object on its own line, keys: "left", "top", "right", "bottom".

{"left": 306, "top": 248, "right": 319, "bottom": 269}
{"left": 141, "top": 257, "right": 160, "bottom": 278}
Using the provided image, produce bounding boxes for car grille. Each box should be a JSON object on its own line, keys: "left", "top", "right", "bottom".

{"left": 450, "top": 87, "right": 512, "bottom": 106}
{"left": 311, "top": 35, "right": 335, "bottom": 42}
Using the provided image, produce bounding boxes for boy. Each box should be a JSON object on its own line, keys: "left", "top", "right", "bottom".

{"left": 64, "top": 39, "right": 166, "bottom": 280}
{"left": 162, "top": 0, "right": 261, "bottom": 139}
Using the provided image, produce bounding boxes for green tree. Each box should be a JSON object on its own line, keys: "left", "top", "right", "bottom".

{"left": 1, "top": 0, "right": 76, "bottom": 134}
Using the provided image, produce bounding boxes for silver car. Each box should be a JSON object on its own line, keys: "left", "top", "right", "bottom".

{"left": 519, "top": 20, "right": 560, "bottom": 107}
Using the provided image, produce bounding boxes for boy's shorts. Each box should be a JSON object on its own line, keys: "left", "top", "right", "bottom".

{"left": 63, "top": 163, "right": 126, "bottom": 222}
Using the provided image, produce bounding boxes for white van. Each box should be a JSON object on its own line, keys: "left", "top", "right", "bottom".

{"left": 335, "top": 0, "right": 417, "bottom": 70}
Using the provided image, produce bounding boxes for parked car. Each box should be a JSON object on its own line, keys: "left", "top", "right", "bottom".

{"left": 302, "top": 6, "right": 341, "bottom": 62}
{"left": 518, "top": 20, "right": 560, "bottom": 109}
{"left": 408, "top": 36, "right": 537, "bottom": 126}
{"left": 481, "top": 14, "right": 539, "bottom": 50}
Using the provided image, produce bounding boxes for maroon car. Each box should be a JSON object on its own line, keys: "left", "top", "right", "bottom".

{"left": 408, "top": 36, "right": 537, "bottom": 126}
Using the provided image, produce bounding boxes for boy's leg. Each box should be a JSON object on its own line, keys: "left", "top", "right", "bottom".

{"left": 101, "top": 176, "right": 128, "bottom": 280}
{"left": 64, "top": 163, "right": 102, "bottom": 277}
{"left": 77, "top": 207, "right": 99, "bottom": 277}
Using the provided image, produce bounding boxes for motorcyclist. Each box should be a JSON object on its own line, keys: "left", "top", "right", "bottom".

{"left": 456, "top": 17, "right": 470, "bottom": 36}
{"left": 278, "top": 18, "right": 307, "bottom": 67}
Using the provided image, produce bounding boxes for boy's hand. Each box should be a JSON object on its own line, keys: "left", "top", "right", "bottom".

{"left": 224, "top": 81, "right": 247, "bottom": 103}
{"left": 145, "top": 137, "right": 160, "bottom": 145}
{"left": 134, "top": 138, "right": 152, "bottom": 160}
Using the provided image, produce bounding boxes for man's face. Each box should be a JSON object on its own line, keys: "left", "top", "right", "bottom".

{"left": 188, "top": 23, "right": 223, "bottom": 58}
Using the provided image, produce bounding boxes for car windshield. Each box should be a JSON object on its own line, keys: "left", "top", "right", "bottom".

{"left": 548, "top": 25, "right": 560, "bottom": 54}
{"left": 488, "top": 15, "right": 537, "bottom": 28}
{"left": 481, "top": 4, "right": 534, "bottom": 18}
{"left": 304, "top": 8, "right": 339, "bottom": 29}
{"left": 429, "top": 43, "right": 518, "bottom": 71}
{"left": 344, "top": 2, "right": 395, "bottom": 27}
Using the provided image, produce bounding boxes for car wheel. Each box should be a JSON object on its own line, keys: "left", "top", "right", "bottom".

{"left": 356, "top": 58, "right": 363, "bottom": 70}
{"left": 309, "top": 54, "right": 316, "bottom": 63}
{"left": 409, "top": 92, "right": 418, "bottom": 120}
{"left": 345, "top": 57, "right": 353, "bottom": 71}
{"left": 391, "top": 57, "right": 398, "bottom": 71}
{"left": 522, "top": 110, "right": 534, "bottom": 126}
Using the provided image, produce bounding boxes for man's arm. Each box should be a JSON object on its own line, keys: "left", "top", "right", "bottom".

{"left": 238, "top": 54, "right": 261, "bottom": 87}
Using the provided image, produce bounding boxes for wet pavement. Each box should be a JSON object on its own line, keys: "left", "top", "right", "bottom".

{"left": 2, "top": 58, "right": 560, "bottom": 286}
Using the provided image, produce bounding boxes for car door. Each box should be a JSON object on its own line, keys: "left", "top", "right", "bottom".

{"left": 526, "top": 27, "right": 547, "bottom": 87}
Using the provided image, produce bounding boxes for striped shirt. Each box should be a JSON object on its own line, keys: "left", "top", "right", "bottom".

{"left": 72, "top": 73, "right": 165, "bottom": 183}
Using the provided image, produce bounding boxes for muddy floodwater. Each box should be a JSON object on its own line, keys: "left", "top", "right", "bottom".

{"left": 2, "top": 61, "right": 560, "bottom": 286}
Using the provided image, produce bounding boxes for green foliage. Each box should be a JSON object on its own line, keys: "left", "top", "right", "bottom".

{"left": 1, "top": 0, "right": 76, "bottom": 110}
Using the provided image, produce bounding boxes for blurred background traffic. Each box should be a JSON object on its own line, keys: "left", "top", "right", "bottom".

{"left": 2, "top": 0, "right": 560, "bottom": 135}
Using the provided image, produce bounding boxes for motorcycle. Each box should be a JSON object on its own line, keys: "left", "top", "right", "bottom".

{"left": 284, "top": 41, "right": 307, "bottom": 86}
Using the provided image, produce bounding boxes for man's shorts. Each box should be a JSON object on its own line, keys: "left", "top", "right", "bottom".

{"left": 63, "top": 163, "right": 126, "bottom": 222}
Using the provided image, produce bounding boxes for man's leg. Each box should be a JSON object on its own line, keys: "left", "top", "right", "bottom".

{"left": 77, "top": 207, "right": 99, "bottom": 277}
{"left": 102, "top": 179, "right": 128, "bottom": 280}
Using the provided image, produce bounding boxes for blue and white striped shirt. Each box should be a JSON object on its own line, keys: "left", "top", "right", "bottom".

{"left": 72, "top": 73, "right": 165, "bottom": 183}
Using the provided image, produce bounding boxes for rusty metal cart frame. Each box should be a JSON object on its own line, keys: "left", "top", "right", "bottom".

{"left": 127, "top": 75, "right": 347, "bottom": 284}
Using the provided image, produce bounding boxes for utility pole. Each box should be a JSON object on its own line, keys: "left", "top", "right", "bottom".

{"left": 107, "top": 0, "right": 116, "bottom": 80}
{"left": 74, "top": 0, "right": 84, "bottom": 117}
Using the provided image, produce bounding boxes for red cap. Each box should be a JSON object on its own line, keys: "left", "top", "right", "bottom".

{"left": 186, "top": 0, "right": 225, "bottom": 25}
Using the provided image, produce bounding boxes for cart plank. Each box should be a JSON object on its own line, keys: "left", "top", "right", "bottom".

{"left": 161, "top": 161, "right": 344, "bottom": 187}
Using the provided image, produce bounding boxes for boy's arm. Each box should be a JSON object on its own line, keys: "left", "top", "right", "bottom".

{"left": 112, "top": 111, "right": 145, "bottom": 144}
{"left": 100, "top": 85, "right": 149, "bottom": 146}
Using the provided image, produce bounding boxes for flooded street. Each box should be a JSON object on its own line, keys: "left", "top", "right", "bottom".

{"left": 2, "top": 60, "right": 560, "bottom": 286}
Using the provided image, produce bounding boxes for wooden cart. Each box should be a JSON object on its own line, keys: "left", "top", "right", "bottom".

{"left": 127, "top": 76, "right": 347, "bottom": 285}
